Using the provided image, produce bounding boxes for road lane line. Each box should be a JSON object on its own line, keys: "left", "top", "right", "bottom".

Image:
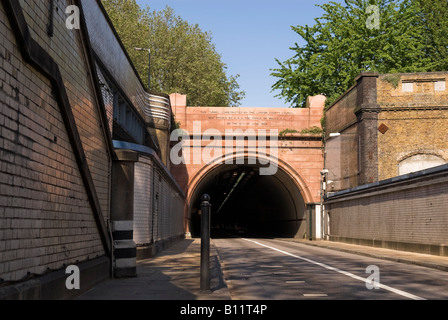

{"left": 260, "top": 265, "right": 284, "bottom": 268}
{"left": 242, "top": 238, "right": 426, "bottom": 300}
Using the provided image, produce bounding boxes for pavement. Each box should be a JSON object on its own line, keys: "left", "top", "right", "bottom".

{"left": 77, "top": 238, "right": 231, "bottom": 300}
{"left": 76, "top": 237, "right": 448, "bottom": 300}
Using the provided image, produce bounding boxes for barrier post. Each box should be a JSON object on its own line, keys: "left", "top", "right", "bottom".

{"left": 200, "top": 194, "right": 211, "bottom": 291}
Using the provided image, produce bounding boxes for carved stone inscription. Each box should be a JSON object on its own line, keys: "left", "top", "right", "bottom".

{"left": 199, "top": 109, "right": 295, "bottom": 126}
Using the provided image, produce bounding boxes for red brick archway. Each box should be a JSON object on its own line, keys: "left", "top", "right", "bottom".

{"left": 169, "top": 93, "right": 326, "bottom": 238}
{"left": 184, "top": 151, "right": 316, "bottom": 236}
{"left": 187, "top": 151, "right": 314, "bottom": 205}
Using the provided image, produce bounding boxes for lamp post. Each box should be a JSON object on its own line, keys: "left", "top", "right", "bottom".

{"left": 134, "top": 47, "right": 151, "bottom": 89}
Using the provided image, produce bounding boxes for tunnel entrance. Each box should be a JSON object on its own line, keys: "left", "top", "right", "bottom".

{"left": 189, "top": 163, "right": 306, "bottom": 238}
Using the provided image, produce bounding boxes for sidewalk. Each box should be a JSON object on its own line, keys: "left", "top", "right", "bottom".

{"left": 77, "top": 239, "right": 232, "bottom": 300}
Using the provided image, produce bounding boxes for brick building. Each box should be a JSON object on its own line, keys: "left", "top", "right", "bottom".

{"left": 323, "top": 71, "right": 448, "bottom": 255}
{"left": 324, "top": 71, "right": 448, "bottom": 192}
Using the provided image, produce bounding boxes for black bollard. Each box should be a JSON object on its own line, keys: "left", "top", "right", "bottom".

{"left": 200, "top": 194, "right": 211, "bottom": 291}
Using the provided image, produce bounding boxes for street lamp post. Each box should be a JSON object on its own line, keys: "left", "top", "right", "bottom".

{"left": 134, "top": 47, "right": 151, "bottom": 89}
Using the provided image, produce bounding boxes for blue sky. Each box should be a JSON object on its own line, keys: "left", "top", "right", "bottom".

{"left": 136, "top": 0, "right": 337, "bottom": 108}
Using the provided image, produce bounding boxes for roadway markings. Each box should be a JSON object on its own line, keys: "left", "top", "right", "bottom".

{"left": 242, "top": 238, "right": 426, "bottom": 300}
{"left": 260, "top": 265, "right": 283, "bottom": 268}
{"left": 303, "top": 293, "right": 328, "bottom": 297}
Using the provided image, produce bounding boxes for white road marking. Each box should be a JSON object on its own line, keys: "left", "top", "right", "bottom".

{"left": 260, "top": 265, "right": 284, "bottom": 268}
{"left": 303, "top": 293, "right": 328, "bottom": 297}
{"left": 242, "top": 238, "right": 426, "bottom": 300}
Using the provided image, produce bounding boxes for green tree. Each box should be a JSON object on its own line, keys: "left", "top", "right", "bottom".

{"left": 101, "top": 0, "right": 151, "bottom": 87}
{"left": 416, "top": 0, "right": 448, "bottom": 71}
{"left": 102, "top": 0, "right": 245, "bottom": 107}
{"left": 271, "top": 0, "right": 447, "bottom": 108}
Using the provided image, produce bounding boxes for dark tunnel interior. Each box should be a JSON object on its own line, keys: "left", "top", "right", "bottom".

{"left": 189, "top": 164, "right": 306, "bottom": 238}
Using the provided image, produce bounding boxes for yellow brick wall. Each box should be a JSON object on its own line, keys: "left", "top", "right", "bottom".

{"left": 0, "top": 1, "right": 110, "bottom": 281}
{"left": 377, "top": 73, "right": 448, "bottom": 180}
{"left": 20, "top": 0, "right": 112, "bottom": 217}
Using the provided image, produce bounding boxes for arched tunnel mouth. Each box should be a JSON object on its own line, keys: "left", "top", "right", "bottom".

{"left": 189, "top": 162, "right": 306, "bottom": 239}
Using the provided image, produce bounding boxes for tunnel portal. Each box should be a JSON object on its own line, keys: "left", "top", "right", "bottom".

{"left": 169, "top": 96, "right": 325, "bottom": 240}
{"left": 189, "top": 163, "right": 306, "bottom": 238}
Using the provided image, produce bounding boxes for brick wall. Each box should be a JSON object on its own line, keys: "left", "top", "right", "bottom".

{"left": 324, "top": 71, "right": 448, "bottom": 192}
{"left": 0, "top": 0, "right": 110, "bottom": 282}
{"left": 325, "top": 84, "right": 359, "bottom": 190}
{"left": 170, "top": 93, "right": 325, "bottom": 204}
{"left": 377, "top": 72, "right": 448, "bottom": 180}
{"left": 325, "top": 85, "right": 358, "bottom": 138}
{"left": 324, "top": 73, "right": 380, "bottom": 191}
{"left": 19, "top": 0, "right": 112, "bottom": 217}
{"left": 325, "top": 125, "right": 359, "bottom": 191}
{"left": 325, "top": 165, "right": 448, "bottom": 256}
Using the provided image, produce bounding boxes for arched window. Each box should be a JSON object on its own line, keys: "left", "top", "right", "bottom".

{"left": 398, "top": 154, "right": 446, "bottom": 176}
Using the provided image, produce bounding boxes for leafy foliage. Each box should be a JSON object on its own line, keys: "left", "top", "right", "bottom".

{"left": 271, "top": 0, "right": 448, "bottom": 108}
{"left": 102, "top": 0, "right": 245, "bottom": 107}
{"left": 279, "top": 126, "right": 323, "bottom": 137}
{"left": 415, "top": 0, "right": 448, "bottom": 71}
{"left": 381, "top": 75, "right": 401, "bottom": 88}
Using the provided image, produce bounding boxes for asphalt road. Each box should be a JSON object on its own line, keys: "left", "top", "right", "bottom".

{"left": 213, "top": 236, "right": 448, "bottom": 300}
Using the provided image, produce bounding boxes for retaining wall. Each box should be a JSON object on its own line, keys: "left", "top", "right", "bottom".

{"left": 325, "top": 164, "right": 448, "bottom": 256}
